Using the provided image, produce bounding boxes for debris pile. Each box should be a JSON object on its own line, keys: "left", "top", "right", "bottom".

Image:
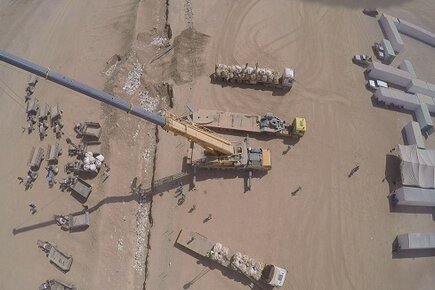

{"left": 133, "top": 194, "right": 150, "bottom": 272}
{"left": 122, "top": 61, "right": 144, "bottom": 95}
{"left": 150, "top": 36, "right": 169, "bottom": 48}
{"left": 214, "top": 64, "right": 280, "bottom": 84}
{"left": 139, "top": 90, "right": 159, "bottom": 112}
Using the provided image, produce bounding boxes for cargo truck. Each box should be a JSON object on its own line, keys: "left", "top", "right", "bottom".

{"left": 188, "top": 109, "right": 306, "bottom": 138}
{"left": 176, "top": 230, "right": 287, "bottom": 288}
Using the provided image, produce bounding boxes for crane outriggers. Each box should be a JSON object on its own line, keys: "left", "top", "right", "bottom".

{"left": 0, "top": 51, "right": 271, "bottom": 178}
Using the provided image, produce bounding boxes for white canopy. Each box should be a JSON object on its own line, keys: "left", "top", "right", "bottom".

{"left": 399, "top": 144, "right": 435, "bottom": 188}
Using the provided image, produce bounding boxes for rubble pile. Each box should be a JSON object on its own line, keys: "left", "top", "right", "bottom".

{"left": 133, "top": 194, "right": 150, "bottom": 272}
{"left": 139, "top": 90, "right": 159, "bottom": 112}
{"left": 214, "top": 64, "right": 280, "bottom": 84}
{"left": 123, "top": 61, "right": 144, "bottom": 95}
{"left": 150, "top": 36, "right": 169, "bottom": 48}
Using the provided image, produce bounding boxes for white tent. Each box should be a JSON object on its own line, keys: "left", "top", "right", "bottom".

{"left": 399, "top": 144, "right": 435, "bottom": 188}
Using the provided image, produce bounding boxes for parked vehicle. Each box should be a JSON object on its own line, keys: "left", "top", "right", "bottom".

{"left": 37, "top": 240, "right": 73, "bottom": 272}
{"left": 352, "top": 54, "right": 372, "bottom": 67}
{"left": 39, "top": 279, "right": 76, "bottom": 290}
{"left": 55, "top": 211, "right": 90, "bottom": 232}
{"left": 367, "top": 79, "right": 389, "bottom": 91}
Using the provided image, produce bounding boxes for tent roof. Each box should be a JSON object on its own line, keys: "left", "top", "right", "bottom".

{"left": 399, "top": 144, "right": 435, "bottom": 188}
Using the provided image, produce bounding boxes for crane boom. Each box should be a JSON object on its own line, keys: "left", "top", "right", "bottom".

{"left": 0, "top": 50, "right": 233, "bottom": 155}
{"left": 0, "top": 50, "right": 271, "bottom": 172}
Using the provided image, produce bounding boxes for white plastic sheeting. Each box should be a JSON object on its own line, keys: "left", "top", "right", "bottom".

{"left": 367, "top": 61, "right": 411, "bottom": 87}
{"left": 379, "top": 14, "right": 404, "bottom": 52}
{"left": 399, "top": 144, "right": 435, "bottom": 188}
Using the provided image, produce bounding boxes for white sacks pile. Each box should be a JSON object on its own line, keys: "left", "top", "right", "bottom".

{"left": 230, "top": 252, "right": 265, "bottom": 281}
{"left": 83, "top": 152, "right": 104, "bottom": 173}
{"left": 210, "top": 242, "right": 265, "bottom": 281}
{"left": 215, "top": 64, "right": 280, "bottom": 84}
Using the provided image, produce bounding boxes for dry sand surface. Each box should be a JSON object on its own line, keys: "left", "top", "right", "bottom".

{"left": 145, "top": 0, "right": 435, "bottom": 290}
{"left": 1, "top": 0, "right": 435, "bottom": 290}
{"left": 0, "top": 0, "right": 165, "bottom": 289}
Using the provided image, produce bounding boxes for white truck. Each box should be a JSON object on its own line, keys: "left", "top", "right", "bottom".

{"left": 176, "top": 230, "right": 287, "bottom": 288}
{"left": 213, "top": 63, "right": 295, "bottom": 89}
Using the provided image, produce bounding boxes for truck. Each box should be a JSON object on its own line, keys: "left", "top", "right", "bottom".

{"left": 189, "top": 109, "right": 306, "bottom": 138}
{"left": 393, "top": 232, "right": 435, "bottom": 253}
{"left": 176, "top": 230, "right": 287, "bottom": 288}
{"left": 213, "top": 63, "right": 294, "bottom": 89}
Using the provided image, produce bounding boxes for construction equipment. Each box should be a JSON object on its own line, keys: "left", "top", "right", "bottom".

{"left": 55, "top": 211, "right": 90, "bottom": 232}
{"left": 37, "top": 240, "right": 73, "bottom": 272}
{"left": 39, "top": 279, "right": 76, "bottom": 290}
{"left": 176, "top": 230, "right": 287, "bottom": 288}
{"left": 188, "top": 109, "right": 306, "bottom": 138}
{"left": 0, "top": 51, "right": 271, "bottom": 177}
{"left": 74, "top": 121, "right": 102, "bottom": 140}
{"left": 213, "top": 63, "right": 294, "bottom": 89}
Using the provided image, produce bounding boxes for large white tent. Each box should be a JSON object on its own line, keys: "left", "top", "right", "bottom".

{"left": 399, "top": 144, "right": 435, "bottom": 188}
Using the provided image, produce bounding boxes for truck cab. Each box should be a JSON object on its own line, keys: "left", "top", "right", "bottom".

{"left": 281, "top": 68, "right": 295, "bottom": 88}
{"left": 291, "top": 117, "right": 306, "bottom": 137}
{"left": 261, "top": 264, "right": 287, "bottom": 287}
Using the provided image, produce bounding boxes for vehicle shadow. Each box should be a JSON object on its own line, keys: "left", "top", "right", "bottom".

{"left": 209, "top": 74, "right": 290, "bottom": 97}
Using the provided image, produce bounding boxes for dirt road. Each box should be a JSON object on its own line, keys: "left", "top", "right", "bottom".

{"left": 145, "top": 1, "right": 435, "bottom": 290}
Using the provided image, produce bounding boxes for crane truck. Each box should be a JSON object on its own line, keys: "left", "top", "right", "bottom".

{"left": 176, "top": 230, "right": 287, "bottom": 288}
{"left": 213, "top": 63, "right": 295, "bottom": 89}
{"left": 0, "top": 51, "right": 271, "bottom": 176}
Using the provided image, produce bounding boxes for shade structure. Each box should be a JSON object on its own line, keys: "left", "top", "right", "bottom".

{"left": 399, "top": 145, "right": 435, "bottom": 188}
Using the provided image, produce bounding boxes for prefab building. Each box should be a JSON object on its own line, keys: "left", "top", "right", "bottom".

{"left": 399, "top": 59, "right": 417, "bottom": 78}
{"left": 391, "top": 187, "right": 435, "bottom": 207}
{"left": 380, "top": 39, "right": 396, "bottom": 64}
{"left": 379, "top": 14, "right": 404, "bottom": 52}
{"left": 403, "top": 121, "right": 425, "bottom": 149}
{"left": 416, "top": 94, "right": 435, "bottom": 112}
{"left": 397, "top": 19, "right": 435, "bottom": 47}
{"left": 374, "top": 87, "right": 420, "bottom": 111}
{"left": 414, "top": 103, "right": 433, "bottom": 132}
{"left": 399, "top": 144, "right": 435, "bottom": 188}
{"left": 407, "top": 79, "right": 435, "bottom": 97}
{"left": 393, "top": 233, "right": 435, "bottom": 251}
{"left": 366, "top": 61, "right": 412, "bottom": 88}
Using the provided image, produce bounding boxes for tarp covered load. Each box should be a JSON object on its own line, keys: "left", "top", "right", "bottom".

{"left": 399, "top": 144, "right": 435, "bottom": 188}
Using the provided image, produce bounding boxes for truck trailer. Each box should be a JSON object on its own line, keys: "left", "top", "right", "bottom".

{"left": 189, "top": 109, "right": 306, "bottom": 138}
{"left": 176, "top": 230, "right": 287, "bottom": 288}
{"left": 393, "top": 232, "right": 435, "bottom": 252}
{"left": 213, "top": 63, "right": 295, "bottom": 89}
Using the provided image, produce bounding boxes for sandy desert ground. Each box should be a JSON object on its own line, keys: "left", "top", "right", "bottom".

{"left": 0, "top": 0, "right": 435, "bottom": 290}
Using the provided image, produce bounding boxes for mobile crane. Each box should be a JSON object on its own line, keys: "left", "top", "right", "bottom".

{"left": 0, "top": 51, "right": 271, "bottom": 176}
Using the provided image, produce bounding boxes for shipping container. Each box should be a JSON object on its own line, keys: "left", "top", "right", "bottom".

{"left": 366, "top": 61, "right": 411, "bottom": 88}
{"left": 397, "top": 19, "right": 435, "bottom": 47}
{"left": 380, "top": 39, "right": 396, "bottom": 64}
{"left": 414, "top": 103, "right": 433, "bottom": 132}
{"left": 407, "top": 79, "right": 435, "bottom": 97}
{"left": 391, "top": 187, "right": 435, "bottom": 207}
{"left": 398, "top": 59, "right": 417, "bottom": 78}
{"left": 403, "top": 121, "right": 425, "bottom": 149}
{"left": 379, "top": 14, "right": 404, "bottom": 52}
{"left": 374, "top": 87, "right": 420, "bottom": 111}
{"left": 417, "top": 94, "right": 435, "bottom": 112}
{"left": 393, "top": 232, "right": 435, "bottom": 251}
